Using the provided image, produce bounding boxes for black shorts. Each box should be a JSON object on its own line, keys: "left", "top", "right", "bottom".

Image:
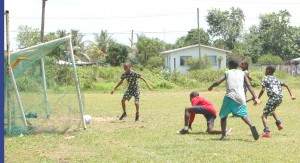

{"left": 189, "top": 106, "right": 216, "bottom": 125}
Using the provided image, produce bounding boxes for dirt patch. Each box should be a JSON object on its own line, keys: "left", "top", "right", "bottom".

{"left": 92, "top": 116, "right": 117, "bottom": 122}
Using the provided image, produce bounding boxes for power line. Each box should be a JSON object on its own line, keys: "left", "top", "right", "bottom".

{"left": 9, "top": 12, "right": 194, "bottom": 20}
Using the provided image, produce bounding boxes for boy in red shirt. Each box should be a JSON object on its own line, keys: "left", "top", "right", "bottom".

{"left": 176, "top": 91, "right": 232, "bottom": 135}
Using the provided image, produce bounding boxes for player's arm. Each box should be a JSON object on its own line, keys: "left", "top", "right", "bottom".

{"left": 111, "top": 79, "right": 124, "bottom": 94}
{"left": 208, "top": 75, "right": 226, "bottom": 91}
{"left": 245, "top": 72, "right": 253, "bottom": 81}
{"left": 245, "top": 75, "right": 261, "bottom": 104}
{"left": 140, "top": 76, "right": 153, "bottom": 90}
{"left": 282, "top": 83, "right": 296, "bottom": 100}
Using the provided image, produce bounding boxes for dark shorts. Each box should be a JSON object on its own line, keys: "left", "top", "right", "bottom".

{"left": 123, "top": 89, "right": 140, "bottom": 101}
{"left": 263, "top": 96, "right": 282, "bottom": 116}
{"left": 188, "top": 106, "right": 216, "bottom": 125}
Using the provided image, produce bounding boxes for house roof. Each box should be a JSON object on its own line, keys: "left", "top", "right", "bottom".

{"left": 291, "top": 57, "right": 300, "bottom": 62}
{"left": 161, "top": 44, "right": 231, "bottom": 54}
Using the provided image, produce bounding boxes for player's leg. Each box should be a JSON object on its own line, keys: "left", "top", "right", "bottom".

{"left": 120, "top": 90, "right": 131, "bottom": 120}
{"left": 206, "top": 116, "right": 222, "bottom": 134}
{"left": 176, "top": 106, "right": 197, "bottom": 134}
{"left": 220, "top": 117, "right": 227, "bottom": 140}
{"left": 134, "top": 90, "right": 140, "bottom": 121}
{"left": 272, "top": 98, "right": 283, "bottom": 130}
{"left": 218, "top": 97, "right": 233, "bottom": 140}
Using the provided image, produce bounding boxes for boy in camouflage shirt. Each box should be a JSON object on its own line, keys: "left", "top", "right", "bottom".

{"left": 111, "top": 62, "right": 153, "bottom": 121}
{"left": 257, "top": 65, "right": 296, "bottom": 138}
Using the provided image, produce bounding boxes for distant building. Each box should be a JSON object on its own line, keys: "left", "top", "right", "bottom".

{"left": 161, "top": 44, "right": 231, "bottom": 74}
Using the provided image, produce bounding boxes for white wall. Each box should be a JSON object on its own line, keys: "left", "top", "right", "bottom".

{"left": 164, "top": 46, "right": 227, "bottom": 74}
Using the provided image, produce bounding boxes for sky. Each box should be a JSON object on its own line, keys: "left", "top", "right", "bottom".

{"left": 4, "top": 0, "right": 300, "bottom": 51}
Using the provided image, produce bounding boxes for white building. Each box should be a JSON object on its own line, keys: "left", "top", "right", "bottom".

{"left": 161, "top": 44, "right": 231, "bottom": 74}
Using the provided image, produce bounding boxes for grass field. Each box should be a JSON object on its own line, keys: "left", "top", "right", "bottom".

{"left": 4, "top": 88, "right": 300, "bottom": 162}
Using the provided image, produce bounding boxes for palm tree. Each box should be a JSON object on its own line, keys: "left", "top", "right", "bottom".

{"left": 94, "top": 30, "right": 112, "bottom": 53}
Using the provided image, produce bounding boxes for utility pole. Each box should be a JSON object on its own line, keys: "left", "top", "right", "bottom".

{"left": 5, "top": 10, "right": 12, "bottom": 135}
{"left": 40, "top": 0, "right": 50, "bottom": 118}
{"left": 197, "top": 8, "right": 201, "bottom": 59}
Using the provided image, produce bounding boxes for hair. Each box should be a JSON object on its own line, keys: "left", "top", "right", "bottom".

{"left": 241, "top": 60, "right": 249, "bottom": 70}
{"left": 228, "top": 58, "right": 239, "bottom": 69}
{"left": 124, "top": 62, "right": 132, "bottom": 67}
{"left": 266, "top": 65, "right": 276, "bottom": 74}
{"left": 190, "top": 91, "right": 199, "bottom": 99}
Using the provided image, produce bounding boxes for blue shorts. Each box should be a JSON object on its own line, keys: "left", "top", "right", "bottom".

{"left": 219, "top": 96, "right": 248, "bottom": 119}
{"left": 189, "top": 106, "right": 216, "bottom": 125}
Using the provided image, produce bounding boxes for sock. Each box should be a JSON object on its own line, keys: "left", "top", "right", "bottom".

{"left": 276, "top": 120, "right": 281, "bottom": 126}
{"left": 184, "top": 126, "right": 188, "bottom": 130}
{"left": 263, "top": 127, "right": 270, "bottom": 133}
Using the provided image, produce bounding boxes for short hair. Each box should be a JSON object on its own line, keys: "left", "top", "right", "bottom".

{"left": 190, "top": 91, "right": 199, "bottom": 98}
{"left": 228, "top": 59, "right": 239, "bottom": 69}
{"left": 241, "top": 60, "right": 249, "bottom": 69}
{"left": 266, "top": 65, "right": 276, "bottom": 73}
{"left": 124, "top": 62, "right": 132, "bottom": 67}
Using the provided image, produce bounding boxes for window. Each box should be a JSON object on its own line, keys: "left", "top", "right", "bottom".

{"left": 208, "top": 56, "right": 217, "bottom": 66}
{"left": 180, "top": 56, "right": 191, "bottom": 66}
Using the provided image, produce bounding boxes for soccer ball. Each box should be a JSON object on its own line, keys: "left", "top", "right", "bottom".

{"left": 84, "top": 115, "right": 92, "bottom": 124}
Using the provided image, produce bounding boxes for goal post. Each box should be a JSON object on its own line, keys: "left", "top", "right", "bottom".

{"left": 5, "top": 36, "right": 87, "bottom": 136}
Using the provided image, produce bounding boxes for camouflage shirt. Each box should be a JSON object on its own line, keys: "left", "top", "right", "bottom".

{"left": 261, "top": 75, "right": 285, "bottom": 98}
{"left": 121, "top": 70, "right": 141, "bottom": 90}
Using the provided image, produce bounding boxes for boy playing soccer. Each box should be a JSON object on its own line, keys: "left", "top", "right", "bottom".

{"left": 257, "top": 65, "right": 296, "bottom": 138}
{"left": 111, "top": 62, "right": 153, "bottom": 121}
{"left": 208, "top": 59, "right": 261, "bottom": 140}
{"left": 176, "top": 91, "right": 233, "bottom": 135}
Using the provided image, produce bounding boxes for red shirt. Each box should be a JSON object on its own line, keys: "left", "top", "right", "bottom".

{"left": 189, "top": 96, "right": 217, "bottom": 125}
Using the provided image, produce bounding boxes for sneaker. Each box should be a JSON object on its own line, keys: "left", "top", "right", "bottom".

{"left": 135, "top": 114, "right": 139, "bottom": 121}
{"left": 176, "top": 129, "right": 188, "bottom": 134}
{"left": 226, "top": 128, "right": 233, "bottom": 136}
{"left": 219, "top": 136, "right": 227, "bottom": 141}
{"left": 250, "top": 126, "right": 259, "bottom": 140}
{"left": 119, "top": 112, "right": 127, "bottom": 120}
{"left": 277, "top": 124, "right": 283, "bottom": 130}
{"left": 262, "top": 132, "right": 271, "bottom": 138}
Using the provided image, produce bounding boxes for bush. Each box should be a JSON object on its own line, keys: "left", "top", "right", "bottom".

{"left": 257, "top": 54, "right": 282, "bottom": 65}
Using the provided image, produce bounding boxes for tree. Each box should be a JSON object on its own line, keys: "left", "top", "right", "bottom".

{"left": 16, "top": 25, "right": 40, "bottom": 48}
{"left": 135, "top": 34, "right": 165, "bottom": 65}
{"left": 206, "top": 7, "right": 245, "bottom": 50}
{"left": 94, "top": 30, "right": 112, "bottom": 53}
{"left": 106, "top": 42, "right": 129, "bottom": 66}
{"left": 258, "top": 10, "right": 298, "bottom": 60}
{"left": 174, "top": 28, "right": 210, "bottom": 48}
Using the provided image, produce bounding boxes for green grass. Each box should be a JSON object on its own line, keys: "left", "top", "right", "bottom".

{"left": 4, "top": 89, "right": 300, "bottom": 162}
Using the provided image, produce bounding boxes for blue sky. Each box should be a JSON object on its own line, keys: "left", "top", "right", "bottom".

{"left": 4, "top": 0, "right": 300, "bottom": 50}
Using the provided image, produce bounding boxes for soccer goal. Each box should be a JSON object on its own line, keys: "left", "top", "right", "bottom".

{"left": 4, "top": 36, "right": 87, "bottom": 136}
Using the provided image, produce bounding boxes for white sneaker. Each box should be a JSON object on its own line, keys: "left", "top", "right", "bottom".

{"left": 226, "top": 128, "right": 233, "bottom": 136}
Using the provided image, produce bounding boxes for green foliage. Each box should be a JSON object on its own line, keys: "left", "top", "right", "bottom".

{"left": 135, "top": 34, "right": 165, "bottom": 65}
{"left": 145, "top": 56, "right": 164, "bottom": 69}
{"left": 257, "top": 54, "right": 283, "bottom": 65}
{"left": 185, "top": 56, "right": 212, "bottom": 71}
{"left": 174, "top": 28, "right": 210, "bottom": 48}
{"left": 188, "top": 68, "right": 226, "bottom": 82}
{"left": 16, "top": 25, "right": 40, "bottom": 48}
{"left": 258, "top": 10, "right": 299, "bottom": 60}
{"left": 206, "top": 7, "right": 245, "bottom": 49}
{"left": 106, "top": 42, "right": 129, "bottom": 66}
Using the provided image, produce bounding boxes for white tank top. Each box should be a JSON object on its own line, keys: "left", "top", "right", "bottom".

{"left": 225, "top": 69, "right": 246, "bottom": 104}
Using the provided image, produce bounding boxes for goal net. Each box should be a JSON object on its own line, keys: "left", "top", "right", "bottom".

{"left": 4, "top": 36, "right": 86, "bottom": 136}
